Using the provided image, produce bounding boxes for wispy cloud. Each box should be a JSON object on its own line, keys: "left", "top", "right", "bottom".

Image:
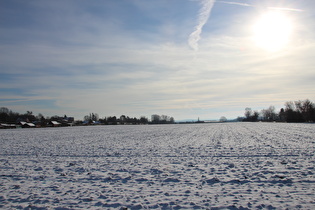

{"left": 188, "top": 0, "right": 216, "bottom": 51}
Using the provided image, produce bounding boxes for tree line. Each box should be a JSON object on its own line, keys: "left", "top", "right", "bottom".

{"left": 0, "top": 107, "right": 175, "bottom": 127}
{"left": 241, "top": 99, "right": 315, "bottom": 122}
{"left": 0, "top": 107, "right": 75, "bottom": 127}
{"left": 79, "top": 114, "right": 175, "bottom": 125}
{"left": 0, "top": 107, "right": 43, "bottom": 124}
{"left": 1, "top": 99, "right": 314, "bottom": 127}
{"left": 81, "top": 113, "right": 151, "bottom": 125}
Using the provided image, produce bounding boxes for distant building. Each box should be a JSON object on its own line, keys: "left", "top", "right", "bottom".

{"left": 62, "top": 117, "right": 74, "bottom": 126}
{"left": 49, "top": 121, "right": 61, "bottom": 127}
{"left": 0, "top": 123, "right": 17, "bottom": 129}
{"left": 64, "top": 117, "right": 74, "bottom": 123}
{"left": 195, "top": 117, "right": 205, "bottom": 123}
{"left": 19, "top": 121, "right": 36, "bottom": 128}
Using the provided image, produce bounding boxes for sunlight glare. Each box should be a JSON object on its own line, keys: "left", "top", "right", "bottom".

{"left": 252, "top": 11, "right": 292, "bottom": 52}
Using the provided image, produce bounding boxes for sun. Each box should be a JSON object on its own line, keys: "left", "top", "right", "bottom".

{"left": 252, "top": 11, "right": 293, "bottom": 52}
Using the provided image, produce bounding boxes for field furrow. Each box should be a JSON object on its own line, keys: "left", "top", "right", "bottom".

{"left": 0, "top": 123, "right": 314, "bottom": 209}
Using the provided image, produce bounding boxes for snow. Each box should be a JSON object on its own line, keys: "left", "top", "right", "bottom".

{"left": 0, "top": 123, "right": 314, "bottom": 209}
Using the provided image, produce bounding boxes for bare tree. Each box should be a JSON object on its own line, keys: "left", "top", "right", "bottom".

{"left": 151, "top": 114, "right": 174, "bottom": 124}
{"left": 0, "top": 107, "right": 10, "bottom": 114}
{"left": 151, "top": 114, "right": 160, "bottom": 124}
{"left": 295, "top": 99, "right": 314, "bottom": 122}
{"left": 261, "top": 105, "right": 276, "bottom": 121}
{"left": 220, "top": 116, "right": 227, "bottom": 122}
{"left": 244, "top": 107, "right": 252, "bottom": 120}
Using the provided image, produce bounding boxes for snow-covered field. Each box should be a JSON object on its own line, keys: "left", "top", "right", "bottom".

{"left": 1, "top": 123, "right": 314, "bottom": 209}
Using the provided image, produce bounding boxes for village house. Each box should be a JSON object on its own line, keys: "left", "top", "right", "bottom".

{"left": 48, "top": 121, "right": 61, "bottom": 127}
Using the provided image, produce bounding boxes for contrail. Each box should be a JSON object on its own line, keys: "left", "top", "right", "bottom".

{"left": 188, "top": 0, "right": 216, "bottom": 51}
{"left": 268, "top": 7, "right": 304, "bottom": 12}
{"left": 216, "top": 0, "right": 252, "bottom": 7}
{"left": 217, "top": 0, "right": 304, "bottom": 12}
{"left": 188, "top": 0, "right": 303, "bottom": 51}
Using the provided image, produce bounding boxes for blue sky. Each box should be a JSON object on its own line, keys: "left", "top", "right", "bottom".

{"left": 1, "top": 0, "right": 315, "bottom": 121}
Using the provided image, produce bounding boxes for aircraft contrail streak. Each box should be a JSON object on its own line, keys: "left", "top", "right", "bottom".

{"left": 188, "top": 0, "right": 216, "bottom": 51}
{"left": 216, "top": 0, "right": 252, "bottom": 7}
{"left": 188, "top": 0, "right": 303, "bottom": 51}
{"left": 217, "top": 0, "right": 304, "bottom": 12}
